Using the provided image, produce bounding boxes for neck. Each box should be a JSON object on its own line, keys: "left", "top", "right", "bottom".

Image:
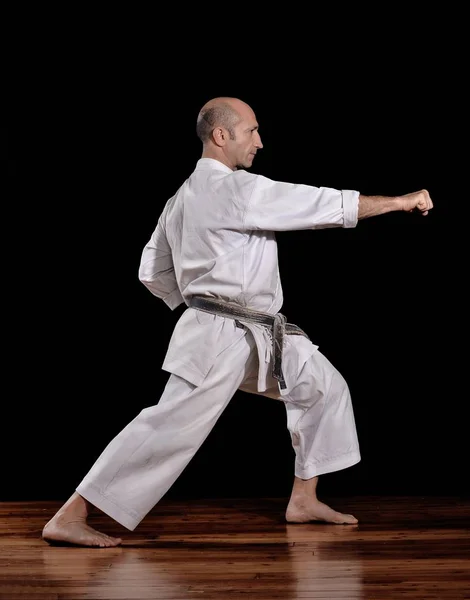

{"left": 201, "top": 148, "right": 235, "bottom": 171}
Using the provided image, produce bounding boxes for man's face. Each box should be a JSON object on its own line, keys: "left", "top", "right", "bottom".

{"left": 227, "top": 106, "right": 263, "bottom": 170}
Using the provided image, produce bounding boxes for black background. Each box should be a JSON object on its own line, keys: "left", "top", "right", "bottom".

{"left": 4, "top": 14, "right": 468, "bottom": 503}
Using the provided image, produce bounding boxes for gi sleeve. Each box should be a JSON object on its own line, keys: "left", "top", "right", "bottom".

{"left": 242, "top": 174, "right": 359, "bottom": 231}
{"left": 138, "top": 217, "right": 184, "bottom": 310}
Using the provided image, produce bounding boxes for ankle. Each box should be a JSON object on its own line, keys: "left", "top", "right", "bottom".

{"left": 59, "top": 492, "right": 92, "bottom": 519}
{"left": 291, "top": 475, "right": 319, "bottom": 498}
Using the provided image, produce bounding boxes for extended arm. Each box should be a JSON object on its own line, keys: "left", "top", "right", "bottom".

{"left": 358, "top": 189, "right": 433, "bottom": 220}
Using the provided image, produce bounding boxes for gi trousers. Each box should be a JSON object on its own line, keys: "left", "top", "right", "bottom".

{"left": 76, "top": 330, "right": 360, "bottom": 530}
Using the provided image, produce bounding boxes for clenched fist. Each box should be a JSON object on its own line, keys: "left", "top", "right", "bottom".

{"left": 399, "top": 189, "right": 434, "bottom": 216}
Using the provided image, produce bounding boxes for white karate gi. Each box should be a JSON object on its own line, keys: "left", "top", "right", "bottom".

{"left": 76, "top": 158, "right": 361, "bottom": 530}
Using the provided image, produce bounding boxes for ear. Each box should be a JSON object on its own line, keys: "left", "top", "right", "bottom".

{"left": 211, "top": 127, "right": 227, "bottom": 147}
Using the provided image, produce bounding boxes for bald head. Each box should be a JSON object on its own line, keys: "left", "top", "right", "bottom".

{"left": 196, "top": 97, "right": 249, "bottom": 144}
{"left": 196, "top": 97, "right": 262, "bottom": 170}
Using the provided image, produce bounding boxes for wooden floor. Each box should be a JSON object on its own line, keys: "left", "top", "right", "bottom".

{"left": 1, "top": 496, "right": 469, "bottom": 599}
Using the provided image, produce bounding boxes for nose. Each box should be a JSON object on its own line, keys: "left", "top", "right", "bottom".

{"left": 255, "top": 131, "right": 263, "bottom": 149}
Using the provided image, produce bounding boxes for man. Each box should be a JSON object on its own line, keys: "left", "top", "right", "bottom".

{"left": 42, "top": 97, "right": 433, "bottom": 547}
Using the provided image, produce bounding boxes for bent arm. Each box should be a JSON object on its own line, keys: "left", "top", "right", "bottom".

{"left": 138, "top": 218, "right": 184, "bottom": 310}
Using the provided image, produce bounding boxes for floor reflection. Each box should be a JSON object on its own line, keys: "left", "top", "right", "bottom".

{"left": 38, "top": 523, "right": 364, "bottom": 599}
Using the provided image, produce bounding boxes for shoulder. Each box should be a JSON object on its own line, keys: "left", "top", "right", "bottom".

{"left": 229, "top": 169, "right": 265, "bottom": 201}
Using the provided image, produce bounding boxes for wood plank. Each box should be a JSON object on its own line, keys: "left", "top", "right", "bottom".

{"left": 0, "top": 497, "right": 469, "bottom": 599}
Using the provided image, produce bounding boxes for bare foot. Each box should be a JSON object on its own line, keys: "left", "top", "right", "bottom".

{"left": 42, "top": 519, "right": 123, "bottom": 547}
{"left": 42, "top": 492, "right": 122, "bottom": 548}
{"left": 285, "top": 497, "right": 358, "bottom": 524}
{"left": 285, "top": 475, "right": 358, "bottom": 524}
